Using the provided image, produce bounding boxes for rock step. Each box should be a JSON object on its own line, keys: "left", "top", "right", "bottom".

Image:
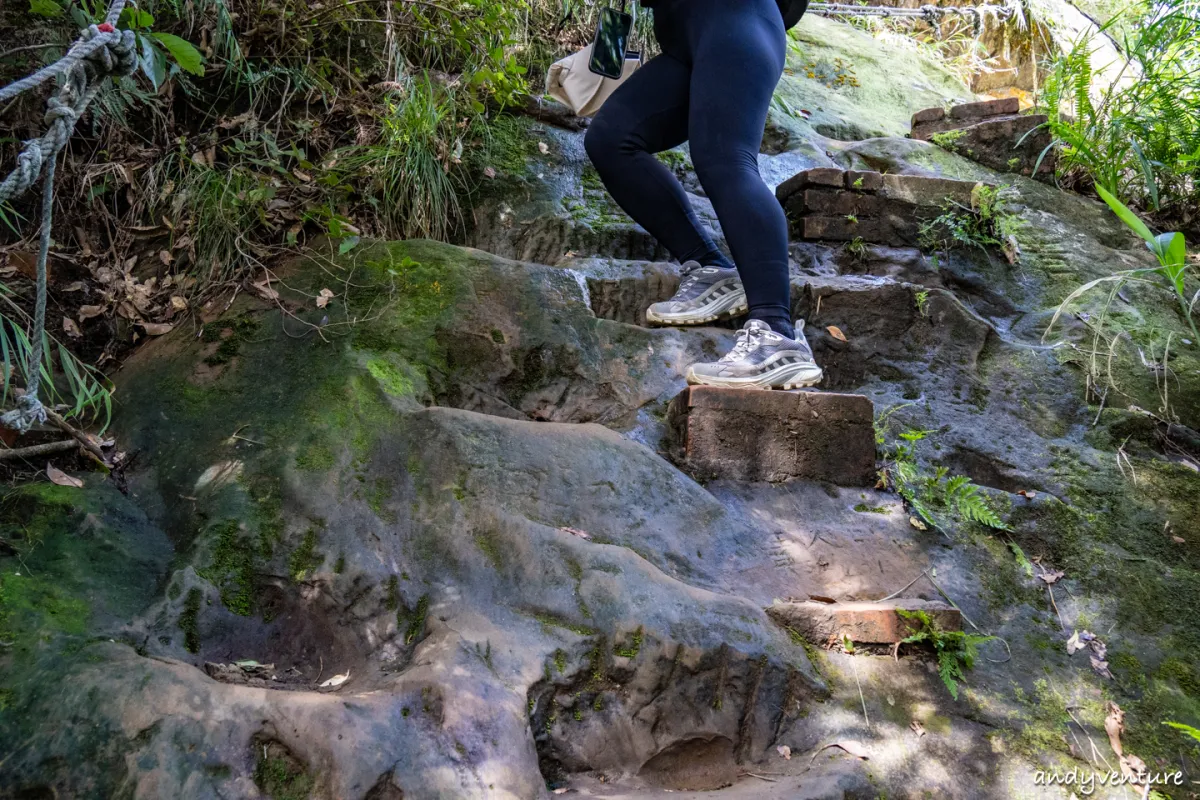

{"left": 776, "top": 167, "right": 988, "bottom": 246}
{"left": 664, "top": 386, "right": 876, "bottom": 485}
{"left": 766, "top": 599, "right": 962, "bottom": 645}
{"left": 910, "top": 98, "right": 1054, "bottom": 177}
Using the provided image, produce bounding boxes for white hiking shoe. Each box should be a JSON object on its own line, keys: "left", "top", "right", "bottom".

{"left": 645, "top": 261, "right": 748, "bottom": 325}
{"left": 685, "top": 319, "right": 823, "bottom": 390}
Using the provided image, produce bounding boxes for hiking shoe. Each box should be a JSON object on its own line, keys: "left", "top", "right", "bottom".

{"left": 685, "top": 319, "right": 823, "bottom": 390}
{"left": 645, "top": 261, "right": 748, "bottom": 326}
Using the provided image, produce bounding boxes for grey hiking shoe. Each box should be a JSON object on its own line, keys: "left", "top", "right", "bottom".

{"left": 685, "top": 319, "right": 823, "bottom": 390}
{"left": 645, "top": 260, "right": 748, "bottom": 326}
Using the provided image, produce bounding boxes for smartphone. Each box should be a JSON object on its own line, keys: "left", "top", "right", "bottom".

{"left": 589, "top": 6, "right": 634, "bottom": 79}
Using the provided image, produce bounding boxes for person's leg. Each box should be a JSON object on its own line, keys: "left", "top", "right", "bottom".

{"left": 584, "top": 54, "right": 734, "bottom": 270}
{"left": 684, "top": 3, "right": 794, "bottom": 337}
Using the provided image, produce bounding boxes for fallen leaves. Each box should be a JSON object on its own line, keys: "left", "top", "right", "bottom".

{"left": 826, "top": 325, "right": 848, "bottom": 342}
{"left": 810, "top": 740, "right": 869, "bottom": 763}
{"left": 776, "top": 744, "right": 792, "bottom": 760}
{"left": 538, "top": 141, "right": 549, "bottom": 155}
{"left": 315, "top": 288, "right": 335, "bottom": 309}
{"left": 139, "top": 322, "right": 174, "bottom": 336}
{"left": 318, "top": 671, "right": 350, "bottom": 688}
{"left": 483, "top": 166, "right": 496, "bottom": 179}
{"left": 47, "top": 463, "right": 83, "bottom": 488}
{"left": 251, "top": 278, "right": 280, "bottom": 302}
{"left": 1016, "top": 489, "right": 1037, "bottom": 499}
{"left": 909, "top": 516, "right": 928, "bottom": 531}
{"left": 1066, "top": 629, "right": 1112, "bottom": 678}
{"left": 1038, "top": 569, "right": 1064, "bottom": 585}
{"left": 62, "top": 317, "right": 82, "bottom": 338}
{"left": 910, "top": 720, "right": 926, "bottom": 737}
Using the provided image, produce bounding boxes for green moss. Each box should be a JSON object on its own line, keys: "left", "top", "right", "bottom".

{"left": 385, "top": 576, "right": 400, "bottom": 611}
{"left": 1011, "top": 679, "right": 1071, "bottom": 757}
{"left": 614, "top": 626, "right": 643, "bottom": 659}
{"left": 294, "top": 441, "right": 336, "bottom": 472}
{"left": 253, "top": 742, "right": 313, "bottom": 800}
{"left": 474, "top": 529, "right": 504, "bottom": 570}
{"left": 179, "top": 588, "right": 203, "bottom": 653}
{"left": 363, "top": 477, "right": 397, "bottom": 523}
{"left": 554, "top": 648, "right": 567, "bottom": 673}
{"left": 854, "top": 503, "right": 888, "bottom": 514}
{"left": 203, "top": 315, "right": 261, "bottom": 367}
{"left": 288, "top": 527, "right": 324, "bottom": 582}
{"left": 401, "top": 593, "right": 430, "bottom": 645}
{"left": 333, "top": 553, "right": 346, "bottom": 573}
{"left": 366, "top": 356, "right": 416, "bottom": 398}
{"left": 198, "top": 519, "right": 258, "bottom": 616}
{"left": 530, "top": 610, "right": 595, "bottom": 637}
{"left": 930, "top": 128, "right": 967, "bottom": 150}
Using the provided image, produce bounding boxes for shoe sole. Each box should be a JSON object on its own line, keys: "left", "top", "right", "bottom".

{"left": 645, "top": 288, "right": 748, "bottom": 326}
{"left": 685, "top": 362, "right": 824, "bottom": 391}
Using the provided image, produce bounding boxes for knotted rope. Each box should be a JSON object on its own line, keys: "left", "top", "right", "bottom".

{"left": 0, "top": 0, "right": 137, "bottom": 433}
{"left": 807, "top": 0, "right": 1017, "bottom": 24}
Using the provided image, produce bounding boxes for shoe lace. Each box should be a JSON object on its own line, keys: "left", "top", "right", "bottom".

{"left": 676, "top": 262, "right": 704, "bottom": 294}
{"left": 719, "top": 325, "right": 766, "bottom": 363}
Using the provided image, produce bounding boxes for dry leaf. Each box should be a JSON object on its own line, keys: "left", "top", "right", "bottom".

{"left": 1066, "top": 630, "right": 1084, "bottom": 655}
{"left": 170, "top": 296, "right": 188, "bottom": 311}
{"left": 776, "top": 745, "right": 792, "bottom": 760}
{"left": 319, "top": 671, "right": 350, "bottom": 688}
{"left": 293, "top": 169, "right": 312, "bottom": 182}
{"left": 909, "top": 516, "right": 927, "bottom": 531}
{"left": 47, "top": 464, "right": 83, "bottom": 488}
{"left": 252, "top": 280, "right": 280, "bottom": 302}
{"left": 140, "top": 322, "right": 174, "bottom": 336}
{"left": 62, "top": 317, "right": 82, "bottom": 338}
{"left": 1091, "top": 655, "right": 1113, "bottom": 679}
{"left": 1172, "top": 536, "right": 1186, "bottom": 544}
{"left": 159, "top": 249, "right": 173, "bottom": 265}
{"left": 538, "top": 141, "right": 549, "bottom": 154}
{"left": 61, "top": 281, "right": 87, "bottom": 292}
{"left": 826, "top": 325, "right": 848, "bottom": 342}
{"left": 807, "top": 594, "right": 837, "bottom": 604}
{"left": 1119, "top": 753, "right": 1146, "bottom": 783}
{"left": 1105, "top": 702, "right": 1124, "bottom": 757}
{"left": 1039, "top": 569, "right": 1064, "bottom": 585}
{"left": 316, "top": 288, "right": 335, "bottom": 309}
{"left": 483, "top": 166, "right": 496, "bottom": 179}
{"left": 78, "top": 304, "right": 104, "bottom": 321}
{"left": 910, "top": 720, "right": 926, "bottom": 737}
{"left": 810, "top": 740, "right": 869, "bottom": 763}
{"left": 1017, "top": 489, "right": 1037, "bottom": 499}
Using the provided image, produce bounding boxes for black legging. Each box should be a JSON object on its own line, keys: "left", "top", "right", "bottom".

{"left": 584, "top": 0, "right": 793, "bottom": 338}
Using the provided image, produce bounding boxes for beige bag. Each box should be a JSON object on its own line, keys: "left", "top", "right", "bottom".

{"left": 546, "top": 44, "right": 641, "bottom": 118}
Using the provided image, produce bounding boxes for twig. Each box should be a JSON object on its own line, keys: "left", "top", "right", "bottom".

{"left": 43, "top": 408, "right": 107, "bottom": 465}
{"left": 1046, "top": 583, "right": 1066, "bottom": 632}
{"left": 875, "top": 572, "right": 924, "bottom": 603}
{"left": 0, "top": 439, "right": 78, "bottom": 461}
{"left": 922, "top": 569, "right": 1012, "bottom": 663}
{"left": 740, "top": 772, "right": 779, "bottom": 783}
{"left": 850, "top": 655, "right": 869, "bottom": 729}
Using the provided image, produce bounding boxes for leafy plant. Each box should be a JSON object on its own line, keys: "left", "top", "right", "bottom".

{"left": 1031, "top": 0, "right": 1200, "bottom": 213}
{"left": 897, "top": 608, "right": 994, "bottom": 700}
{"left": 879, "top": 427, "right": 1008, "bottom": 531}
{"left": 1164, "top": 721, "right": 1200, "bottom": 744}
{"left": 919, "top": 183, "right": 1017, "bottom": 253}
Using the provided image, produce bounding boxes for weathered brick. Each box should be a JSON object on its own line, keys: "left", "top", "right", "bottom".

{"left": 802, "top": 215, "right": 898, "bottom": 243}
{"left": 800, "top": 189, "right": 886, "bottom": 217}
{"left": 911, "top": 106, "right": 946, "bottom": 126}
{"left": 879, "top": 173, "right": 981, "bottom": 208}
{"left": 948, "top": 96, "right": 1019, "bottom": 121}
{"left": 776, "top": 167, "right": 845, "bottom": 203}
{"left": 766, "top": 599, "right": 962, "bottom": 644}
{"left": 844, "top": 170, "right": 883, "bottom": 192}
{"left": 665, "top": 386, "right": 876, "bottom": 485}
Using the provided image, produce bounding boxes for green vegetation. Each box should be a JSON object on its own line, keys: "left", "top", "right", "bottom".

{"left": 287, "top": 528, "right": 323, "bottom": 582}
{"left": 197, "top": 520, "right": 258, "bottom": 616}
{"left": 897, "top": 608, "right": 994, "bottom": 700}
{"left": 179, "top": 588, "right": 203, "bottom": 653}
{"left": 919, "top": 183, "right": 1018, "bottom": 253}
{"left": 613, "top": 627, "right": 643, "bottom": 659}
{"left": 930, "top": 128, "right": 967, "bottom": 150}
{"left": 253, "top": 741, "right": 314, "bottom": 800}
{"left": 1034, "top": 0, "right": 1200, "bottom": 214}
{"left": 877, "top": 427, "right": 1008, "bottom": 531}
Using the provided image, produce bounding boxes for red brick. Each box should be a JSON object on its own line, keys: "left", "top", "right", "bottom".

{"left": 844, "top": 170, "right": 883, "bottom": 192}
{"left": 666, "top": 386, "right": 876, "bottom": 485}
{"left": 879, "top": 173, "right": 981, "bottom": 208}
{"left": 766, "top": 600, "right": 962, "bottom": 644}
{"left": 777, "top": 168, "right": 846, "bottom": 204}
{"left": 802, "top": 215, "right": 897, "bottom": 243}
{"left": 948, "top": 96, "right": 1019, "bottom": 121}
{"left": 911, "top": 106, "right": 946, "bottom": 126}
{"left": 800, "top": 189, "right": 886, "bottom": 217}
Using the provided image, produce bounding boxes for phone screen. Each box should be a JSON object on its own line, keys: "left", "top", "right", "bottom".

{"left": 589, "top": 7, "right": 633, "bottom": 79}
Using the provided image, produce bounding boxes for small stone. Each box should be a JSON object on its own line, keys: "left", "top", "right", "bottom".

{"left": 911, "top": 106, "right": 946, "bottom": 125}
{"left": 948, "top": 96, "right": 1019, "bottom": 121}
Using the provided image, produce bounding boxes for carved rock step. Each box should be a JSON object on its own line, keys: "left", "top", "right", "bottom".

{"left": 766, "top": 599, "right": 962, "bottom": 645}
{"left": 911, "top": 97, "right": 1053, "bottom": 177}
{"left": 665, "top": 386, "right": 876, "bottom": 485}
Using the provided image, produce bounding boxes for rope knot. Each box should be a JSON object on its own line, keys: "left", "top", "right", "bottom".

{"left": 44, "top": 96, "right": 79, "bottom": 129}
{"left": 80, "top": 24, "right": 139, "bottom": 80}
{"left": 0, "top": 394, "right": 49, "bottom": 435}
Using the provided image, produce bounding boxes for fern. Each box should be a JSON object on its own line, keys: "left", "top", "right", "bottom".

{"left": 1164, "top": 721, "right": 1200, "bottom": 745}
{"left": 898, "top": 609, "right": 994, "bottom": 700}
{"left": 1008, "top": 541, "right": 1034, "bottom": 578}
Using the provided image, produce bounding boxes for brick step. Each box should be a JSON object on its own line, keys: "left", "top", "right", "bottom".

{"left": 910, "top": 97, "right": 1054, "bottom": 178}
{"left": 664, "top": 385, "right": 876, "bottom": 485}
{"left": 776, "top": 167, "right": 988, "bottom": 246}
{"left": 766, "top": 599, "right": 962, "bottom": 645}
